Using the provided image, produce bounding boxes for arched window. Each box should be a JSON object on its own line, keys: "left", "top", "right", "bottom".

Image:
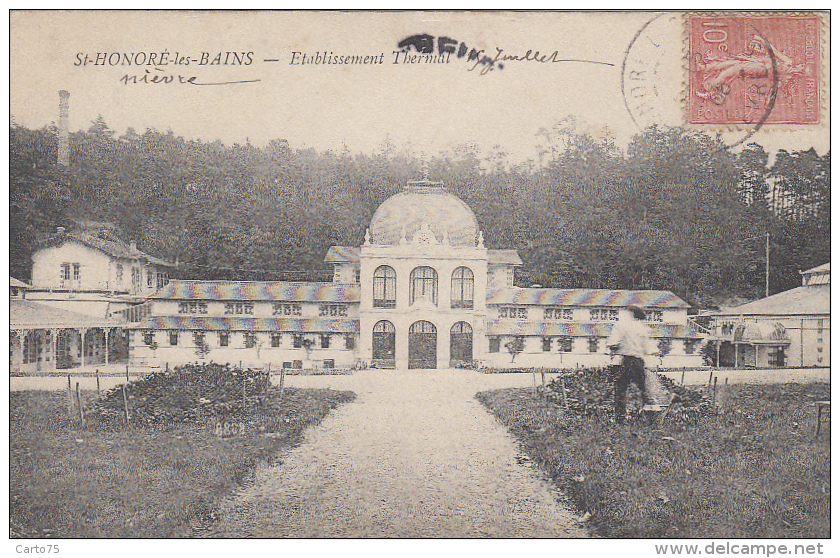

{"left": 409, "top": 266, "right": 438, "bottom": 306}
{"left": 373, "top": 265, "right": 397, "bottom": 308}
{"left": 451, "top": 267, "right": 474, "bottom": 309}
{"left": 374, "top": 320, "right": 396, "bottom": 334}
{"left": 450, "top": 321, "right": 473, "bottom": 335}
{"left": 409, "top": 320, "right": 437, "bottom": 334}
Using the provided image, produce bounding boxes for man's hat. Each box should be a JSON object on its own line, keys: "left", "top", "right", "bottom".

{"left": 628, "top": 304, "right": 646, "bottom": 319}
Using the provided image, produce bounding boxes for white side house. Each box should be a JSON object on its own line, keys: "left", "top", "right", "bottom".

{"left": 31, "top": 229, "right": 172, "bottom": 295}
{"left": 27, "top": 229, "right": 174, "bottom": 318}
{"left": 710, "top": 263, "right": 830, "bottom": 368}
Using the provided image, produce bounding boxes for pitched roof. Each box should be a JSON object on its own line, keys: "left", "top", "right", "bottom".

{"left": 486, "top": 287, "right": 690, "bottom": 309}
{"left": 10, "top": 299, "right": 111, "bottom": 328}
{"left": 716, "top": 285, "right": 829, "bottom": 316}
{"left": 152, "top": 280, "right": 360, "bottom": 302}
{"left": 485, "top": 320, "right": 700, "bottom": 338}
{"left": 801, "top": 262, "right": 830, "bottom": 275}
{"left": 138, "top": 316, "right": 359, "bottom": 333}
{"left": 487, "top": 250, "right": 523, "bottom": 266}
{"left": 40, "top": 232, "right": 173, "bottom": 267}
{"left": 324, "top": 246, "right": 360, "bottom": 263}
{"left": 10, "top": 277, "right": 30, "bottom": 289}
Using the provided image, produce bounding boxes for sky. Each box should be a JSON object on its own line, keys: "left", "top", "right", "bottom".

{"left": 9, "top": 11, "right": 830, "bottom": 164}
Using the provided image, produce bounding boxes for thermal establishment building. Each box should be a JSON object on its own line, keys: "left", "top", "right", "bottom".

{"left": 130, "top": 179, "right": 705, "bottom": 370}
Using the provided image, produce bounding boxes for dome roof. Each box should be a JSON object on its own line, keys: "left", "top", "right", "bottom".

{"left": 734, "top": 322, "right": 790, "bottom": 344}
{"left": 369, "top": 181, "right": 479, "bottom": 246}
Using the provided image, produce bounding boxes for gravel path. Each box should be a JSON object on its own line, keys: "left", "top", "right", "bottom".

{"left": 209, "top": 369, "right": 588, "bottom": 538}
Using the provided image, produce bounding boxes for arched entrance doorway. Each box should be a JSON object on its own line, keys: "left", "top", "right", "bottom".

{"left": 372, "top": 320, "right": 396, "bottom": 368}
{"left": 409, "top": 320, "right": 437, "bottom": 369}
{"left": 450, "top": 321, "right": 473, "bottom": 367}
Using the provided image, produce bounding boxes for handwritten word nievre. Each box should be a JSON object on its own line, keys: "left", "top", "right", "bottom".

{"left": 118, "top": 67, "right": 260, "bottom": 87}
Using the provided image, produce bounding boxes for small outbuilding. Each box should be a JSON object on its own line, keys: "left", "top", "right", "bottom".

{"left": 710, "top": 263, "right": 829, "bottom": 368}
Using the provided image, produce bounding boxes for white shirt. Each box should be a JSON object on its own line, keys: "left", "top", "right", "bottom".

{"left": 606, "top": 318, "right": 652, "bottom": 360}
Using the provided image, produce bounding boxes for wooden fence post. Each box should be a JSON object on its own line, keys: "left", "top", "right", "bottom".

{"left": 560, "top": 377, "right": 570, "bottom": 411}
{"left": 95, "top": 368, "right": 101, "bottom": 394}
{"left": 125, "top": 364, "right": 129, "bottom": 382}
{"left": 75, "top": 382, "right": 85, "bottom": 427}
{"left": 723, "top": 377, "right": 729, "bottom": 411}
{"left": 541, "top": 368, "right": 546, "bottom": 392}
{"left": 122, "top": 384, "right": 130, "bottom": 425}
{"left": 279, "top": 367, "right": 286, "bottom": 400}
{"left": 67, "top": 374, "right": 73, "bottom": 418}
{"left": 680, "top": 369, "right": 685, "bottom": 386}
{"left": 815, "top": 401, "right": 829, "bottom": 437}
{"left": 713, "top": 376, "right": 718, "bottom": 410}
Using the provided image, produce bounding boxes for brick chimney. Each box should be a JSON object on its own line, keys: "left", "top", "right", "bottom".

{"left": 58, "top": 90, "right": 70, "bottom": 166}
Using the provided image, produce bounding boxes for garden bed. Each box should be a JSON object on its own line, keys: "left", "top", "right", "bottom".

{"left": 478, "top": 380, "right": 830, "bottom": 538}
{"left": 545, "top": 366, "right": 716, "bottom": 423}
{"left": 9, "top": 363, "right": 355, "bottom": 538}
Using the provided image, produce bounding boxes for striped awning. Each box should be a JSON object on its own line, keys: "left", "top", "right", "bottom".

{"left": 486, "top": 320, "right": 701, "bottom": 339}
{"left": 486, "top": 287, "right": 690, "bottom": 308}
{"left": 153, "top": 280, "right": 360, "bottom": 302}
{"left": 138, "top": 316, "right": 359, "bottom": 333}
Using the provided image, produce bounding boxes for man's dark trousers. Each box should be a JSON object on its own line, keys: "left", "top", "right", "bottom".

{"left": 614, "top": 355, "right": 648, "bottom": 424}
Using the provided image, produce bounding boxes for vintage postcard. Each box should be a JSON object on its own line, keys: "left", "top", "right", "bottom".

{"left": 8, "top": 10, "right": 830, "bottom": 546}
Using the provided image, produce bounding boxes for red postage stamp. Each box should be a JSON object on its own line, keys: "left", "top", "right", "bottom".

{"left": 687, "top": 14, "right": 821, "bottom": 125}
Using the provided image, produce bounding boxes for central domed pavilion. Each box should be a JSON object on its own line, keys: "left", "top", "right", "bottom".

{"left": 368, "top": 179, "right": 480, "bottom": 247}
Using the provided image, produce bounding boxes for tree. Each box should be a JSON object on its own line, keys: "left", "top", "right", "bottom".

{"left": 505, "top": 336, "right": 524, "bottom": 363}
{"left": 194, "top": 332, "right": 210, "bottom": 359}
{"left": 87, "top": 115, "right": 115, "bottom": 138}
{"left": 736, "top": 143, "right": 770, "bottom": 209}
{"left": 7, "top": 119, "right": 828, "bottom": 308}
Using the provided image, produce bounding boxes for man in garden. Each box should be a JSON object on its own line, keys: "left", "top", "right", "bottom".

{"left": 607, "top": 304, "right": 658, "bottom": 424}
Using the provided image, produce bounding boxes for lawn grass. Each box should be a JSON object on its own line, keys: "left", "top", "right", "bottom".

{"left": 477, "top": 382, "right": 830, "bottom": 538}
{"left": 10, "top": 386, "right": 354, "bottom": 538}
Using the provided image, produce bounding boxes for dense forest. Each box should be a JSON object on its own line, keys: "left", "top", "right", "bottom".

{"left": 9, "top": 117, "right": 830, "bottom": 308}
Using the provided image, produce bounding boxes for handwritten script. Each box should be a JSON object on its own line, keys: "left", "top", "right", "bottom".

{"left": 119, "top": 68, "right": 260, "bottom": 86}
{"left": 397, "top": 34, "right": 613, "bottom": 75}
